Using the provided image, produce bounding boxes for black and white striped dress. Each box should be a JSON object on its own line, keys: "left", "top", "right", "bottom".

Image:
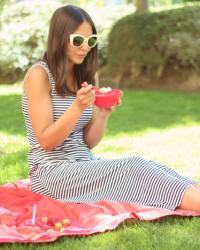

{"left": 22, "top": 61, "right": 197, "bottom": 210}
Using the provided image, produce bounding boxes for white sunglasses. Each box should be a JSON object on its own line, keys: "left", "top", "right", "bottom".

{"left": 70, "top": 34, "right": 99, "bottom": 49}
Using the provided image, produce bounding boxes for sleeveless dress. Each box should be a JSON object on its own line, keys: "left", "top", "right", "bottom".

{"left": 22, "top": 61, "right": 197, "bottom": 210}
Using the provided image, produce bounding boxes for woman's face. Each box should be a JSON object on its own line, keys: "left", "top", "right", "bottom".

{"left": 67, "top": 21, "right": 93, "bottom": 65}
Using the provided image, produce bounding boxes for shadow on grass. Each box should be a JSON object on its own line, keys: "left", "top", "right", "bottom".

{"left": 1, "top": 91, "right": 200, "bottom": 137}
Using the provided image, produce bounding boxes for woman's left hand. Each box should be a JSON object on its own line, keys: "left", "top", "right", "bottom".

{"left": 98, "top": 92, "right": 123, "bottom": 119}
{"left": 98, "top": 106, "right": 115, "bottom": 119}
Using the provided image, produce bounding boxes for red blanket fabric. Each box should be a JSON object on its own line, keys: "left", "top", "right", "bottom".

{"left": 1, "top": 179, "right": 200, "bottom": 243}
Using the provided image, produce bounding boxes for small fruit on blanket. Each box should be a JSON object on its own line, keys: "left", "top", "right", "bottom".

{"left": 99, "top": 87, "right": 112, "bottom": 93}
{"left": 46, "top": 229, "right": 54, "bottom": 233}
{"left": 47, "top": 216, "right": 58, "bottom": 226}
{"left": 62, "top": 218, "right": 70, "bottom": 225}
{"left": 41, "top": 216, "right": 48, "bottom": 224}
{"left": 55, "top": 222, "right": 63, "bottom": 230}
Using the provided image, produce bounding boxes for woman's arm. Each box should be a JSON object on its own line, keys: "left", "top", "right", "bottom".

{"left": 24, "top": 66, "right": 95, "bottom": 151}
{"left": 83, "top": 76, "right": 123, "bottom": 149}
{"left": 83, "top": 106, "right": 113, "bottom": 149}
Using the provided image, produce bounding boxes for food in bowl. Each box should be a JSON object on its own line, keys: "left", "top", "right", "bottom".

{"left": 98, "top": 87, "right": 112, "bottom": 93}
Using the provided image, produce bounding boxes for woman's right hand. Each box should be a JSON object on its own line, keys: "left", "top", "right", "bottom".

{"left": 74, "top": 82, "right": 95, "bottom": 111}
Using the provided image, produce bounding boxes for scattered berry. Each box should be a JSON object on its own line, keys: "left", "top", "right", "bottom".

{"left": 54, "top": 222, "right": 63, "bottom": 230}
{"left": 62, "top": 218, "right": 70, "bottom": 225}
{"left": 46, "top": 229, "right": 54, "bottom": 233}
{"left": 41, "top": 216, "right": 48, "bottom": 224}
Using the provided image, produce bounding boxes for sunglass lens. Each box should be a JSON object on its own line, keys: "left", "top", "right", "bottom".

{"left": 88, "top": 37, "right": 98, "bottom": 48}
{"left": 73, "top": 36, "right": 84, "bottom": 47}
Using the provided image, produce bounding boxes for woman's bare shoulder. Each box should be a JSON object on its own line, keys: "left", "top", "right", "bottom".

{"left": 23, "top": 64, "right": 52, "bottom": 96}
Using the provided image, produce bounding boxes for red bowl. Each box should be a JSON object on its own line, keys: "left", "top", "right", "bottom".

{"left": 94, "top": 89, "right": 121, "bottom": 108}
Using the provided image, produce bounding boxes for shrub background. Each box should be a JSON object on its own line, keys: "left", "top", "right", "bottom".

{"left": 0, "top": 0, "right": 133, "bottom": 83}
{"left": 101, "top": 5, "right": 200, "bottom": 91}
{"left": 1, "top": 1, "right": 200, "bottom": 91}
{"left": 0, "top": 1, "right": 59, "bottom": 82}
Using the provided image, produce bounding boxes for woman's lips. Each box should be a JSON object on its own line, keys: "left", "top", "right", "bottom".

{"left": 76, "top": 54, "right": 86, "bottom": 58}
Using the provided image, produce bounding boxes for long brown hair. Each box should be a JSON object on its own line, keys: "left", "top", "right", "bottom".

{"left": 43, "top": 5, "right": 98, "bottom": 96}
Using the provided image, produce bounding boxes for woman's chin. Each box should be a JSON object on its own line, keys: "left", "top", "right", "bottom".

{"left": 73, "top": 57, "right": 85, "bottom": 64}
{"left": 68, "top": 57, "right": 85, "bottom": 65}
{"left": 75, "top": 61, "right": 84, "bottom": 65}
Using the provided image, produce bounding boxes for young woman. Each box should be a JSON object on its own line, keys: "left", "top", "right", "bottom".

{"left": 22, "top": 5, "right": 200, "bottom": 212}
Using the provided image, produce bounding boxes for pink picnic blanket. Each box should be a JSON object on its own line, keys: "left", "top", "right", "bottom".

{"left": 1, "top": 179, "right": 200, "bottom": 243}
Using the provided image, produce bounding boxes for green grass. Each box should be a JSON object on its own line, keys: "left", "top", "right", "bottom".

{"left": 1, "top": 84, "right": 200, "bottom": 249}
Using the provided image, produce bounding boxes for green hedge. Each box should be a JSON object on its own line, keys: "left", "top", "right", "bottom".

{"left": 0, "top": 1, "right": 133, "bottom": 83}
{"left": 107, "top": 5, "right": 200, "bottom": 80}
{"left": 0, "top": 0, "right": 59, "bottom": 83}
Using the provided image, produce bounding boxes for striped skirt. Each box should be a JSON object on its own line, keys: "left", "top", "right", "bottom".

{"left": 30, "top": 156, "right": 197, "bottom": 210}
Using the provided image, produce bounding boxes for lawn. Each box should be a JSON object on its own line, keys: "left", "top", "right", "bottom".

{"left": 0, "top": 83, "right": 200, "bottom": 250}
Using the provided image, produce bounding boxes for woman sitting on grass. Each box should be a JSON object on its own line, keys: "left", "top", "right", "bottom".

{"left": 22, "top": 5, "right": 200, "bottom": 212}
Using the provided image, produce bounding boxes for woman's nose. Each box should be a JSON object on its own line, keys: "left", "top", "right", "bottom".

{"left": 81, "top": 41, "right": 90, "bottom": 52}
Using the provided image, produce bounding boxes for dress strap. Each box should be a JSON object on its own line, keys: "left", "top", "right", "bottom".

{"left": 33, "top": 60, "right": 57, "bottom": 94}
